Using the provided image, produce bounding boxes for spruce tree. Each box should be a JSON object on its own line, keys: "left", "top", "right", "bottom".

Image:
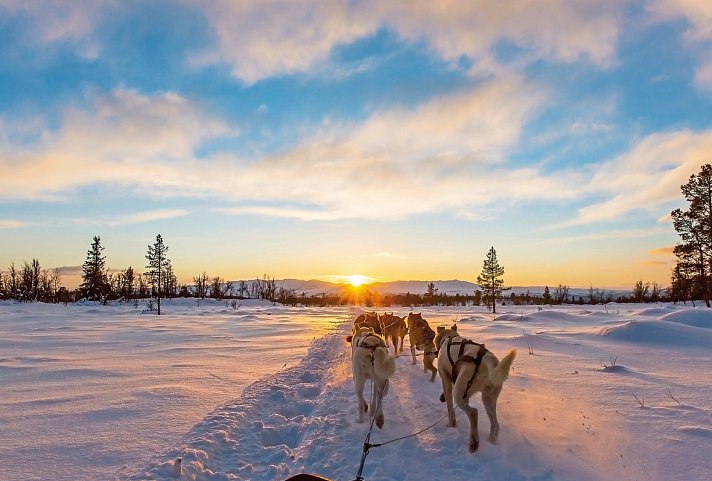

{"left": 671, "top": 164, "right": 712, "bottom": 307}
{"left": 476, "top": 246, "right": 507, "bottom": 313}
{"left": 145, "top": 234, "right": 171, "bottom": 315}
{"left": 80, "top": 236, "right": 108, "bottom": 301}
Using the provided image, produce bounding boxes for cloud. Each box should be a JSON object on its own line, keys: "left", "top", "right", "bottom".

{"left": 0, "top": 0, "right": 115, "bottom": 58}
{"left": 647, "top": 1, "right": 712, "bottom": 93}
{"left": 696, "top": 56, "right": 712, "bottom": 90}
{"left": 1, "top": 78, "right": 584, "bottom": 221}
{"left": 647, "top": 0, "right": 712, "bottom": 42}
{"left": 188, "top": 0, "right": 622, "bottom": 83}
{"left": 539, "top": 227, "right": 672, "bottom": 245}
{"left": 212, "top": 75, "right": 582, "bottom": 219}
{"left": 71, "top": 209, "right": 190, "bottom": 227}
{"left": 0, "top": 88, "right": 234, "bottom": 201}
{"left": 0, "top": 219, "right": 27, "bottom": 229}
{"left": 218, "top": 206, "right": 343, "bottom": 222}
{"left": 648, "top": 246, "right": 675, "bottom": 256}
{"left": 565, "top": 130, "right": 712, "bottom": 226}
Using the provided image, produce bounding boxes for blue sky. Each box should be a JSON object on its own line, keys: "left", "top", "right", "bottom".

{"left": 1, "top": 1, "right": 711, "bottom": 289}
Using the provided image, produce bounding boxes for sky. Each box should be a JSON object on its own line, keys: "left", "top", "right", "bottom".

{"left": 1, "top": 0, "right": 712, "bottom": 290}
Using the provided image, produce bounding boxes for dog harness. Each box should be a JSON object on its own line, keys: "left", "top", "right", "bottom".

{"left": 443, "top": 336, "right": 488, "bottom": 399}
{"left": 356, "top": 333, "right": 386, "bottom": 349}
{"left": 356, "top": 333, "right": 387, "bottom": 365}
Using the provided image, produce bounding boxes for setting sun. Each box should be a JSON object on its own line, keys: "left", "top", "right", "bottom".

{"left": 345, "top": 275, "right": 370, "bottom": 287}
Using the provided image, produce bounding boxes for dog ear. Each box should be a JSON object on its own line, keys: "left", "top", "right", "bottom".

{"left": 437, "top": 326, "right": 445, "bottom": 333}
{"left": 346, "top": 335, "right": 353, "bottom": 343}
{"left": 452, "top": 324, "right": 457, "bottom": 331}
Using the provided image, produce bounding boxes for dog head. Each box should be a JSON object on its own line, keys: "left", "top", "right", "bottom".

{"left": 434, "top": 324, "right": 458, "bottom": 350}
{"left": 351, "top": 326, "right": 387, "bottom": 349}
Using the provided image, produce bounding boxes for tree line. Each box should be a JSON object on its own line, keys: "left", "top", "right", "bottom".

{"left": 0, "top": 235, "right": 284, "bottom": 309}
{"left": 1, "top": 222, "right": 675, "bottom": 309}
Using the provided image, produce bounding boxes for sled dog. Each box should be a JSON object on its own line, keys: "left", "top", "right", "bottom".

{"left": 354, "top": 311, "right": 382, "bottom": 335}
{"left": 434, "top": 324, "right": 516, "bottom": 452}
{"left": 406, "top": 312, "right": 438, "bottom": 381}
{"left": 380, "top": 312, "right": 407, "bottom": 353}
{"left": 346, "top": 326, "right": 396, "bottom": 429}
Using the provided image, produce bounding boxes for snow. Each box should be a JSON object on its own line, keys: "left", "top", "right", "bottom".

{"left": 1, "top": 301, "right": 710, "bottom": 481}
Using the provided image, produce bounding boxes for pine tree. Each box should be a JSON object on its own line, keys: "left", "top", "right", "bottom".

{"left": 543, "top": 285, "right": 552, "bottom": 304}
{"left": 145, "top": 234, "right": 171, "bottom": 315}
{"left": 476, "top": 246, "right": 507, "bottom": 314}
{"left": 671, "top": 164, "right": 712, "bottom": 307}
{"left": 80, "top": 236, "right": 108, "bottom": 301}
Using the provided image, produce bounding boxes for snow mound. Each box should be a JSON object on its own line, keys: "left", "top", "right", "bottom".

{"left": 598, "top": 320, "right": 712, "bottom": 347}
{"left": 633, "top": 308, "right": 673, "bottom": 317}
{"left": 527, "top": 310, "right": 588, "bottom": 323}
{"left": 659, "top": 309, "right": 712, "bottom": 329}
{"left": 493, "top": 313, "right": 528, "bottom": 322}
{"left": 677, "top": 426, "right": 712, "bottom": 437}
{"left": 598, "top": 365, "right": 627, "bottom": 373}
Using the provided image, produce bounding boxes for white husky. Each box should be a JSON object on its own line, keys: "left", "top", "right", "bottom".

{"left": 346, "top": 326, "right": 397, "bottom": 429}
{"left": 434, "top": 324, "right": 516, "bottom": 452}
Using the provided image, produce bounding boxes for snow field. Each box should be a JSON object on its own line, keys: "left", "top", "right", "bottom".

{"left": 1, "top": 302, "right": 710, "bottom": 481}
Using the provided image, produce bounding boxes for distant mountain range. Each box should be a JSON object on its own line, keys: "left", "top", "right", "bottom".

{"left": 274, "top": 279, "right": 630, "bottom": 299}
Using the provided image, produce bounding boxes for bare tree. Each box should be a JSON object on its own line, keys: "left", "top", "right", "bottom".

{"left": 193, "top": 272, "right": 208, "bottom": 299}
{"left": 632, "top": 280, "right": 650, "bottom": 303}
{"left": 554, "top": 284, "right": 570, "bottom": 304}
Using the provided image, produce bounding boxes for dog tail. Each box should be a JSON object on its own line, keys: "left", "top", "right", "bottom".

{"left": 373, "top": 347, "right": 396, "bottom": 380}
{"left": 491, "top": 349, "right": 517, "bottom": 385}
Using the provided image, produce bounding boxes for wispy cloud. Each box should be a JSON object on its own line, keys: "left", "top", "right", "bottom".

{"left": 647, "top": 1, "right": 712, "bottom": 43}
{"left": 217, "top": 206, "right": 343, "bottom": 222}
{"left": 108, "top": 209, "right": 190, "bottom": 226}
{"left": 1, "top": 78, "right": 587, "bottom": 221}
{"left": 648, "top": 246, "right": 675, "bottom": 256}
{"left": 0, "top": 0, "right": 116, "bottom": 58}
{"left": 0, "top": 88, "right": 235, "bottom": 202}
{"left": 647, "top": 0, "right": 712, "bottom": 94}
{"left": 189, "top": 0, "right": 621, "bottom": 83}
{"left": 560, "top": 130, "right": 712, "bottom": 227}
{"left": 0, "top": 219, "right": 28, "bottom": 229}
{"left": 538, "top": 227, "right": 672, "bottom": 245}
{"left": 68, "top": 209, "right": 189, "bottom": 227}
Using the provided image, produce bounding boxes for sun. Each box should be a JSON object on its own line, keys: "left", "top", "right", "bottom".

{"left": 345, "top": 275, "right": 369, "bottom": 287}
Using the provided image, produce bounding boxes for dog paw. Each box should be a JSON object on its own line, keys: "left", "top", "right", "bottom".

{"left": 376, "top": 415, "right": 384, "bottom": 429}
{"left": 411, "top": 361, "right": 416, "bottom": 365}
{"left": 439, "top": 393, "right": 445, "bottom": 402}
{"left": 469, "top": 440, "right": 479, "bottom": 453}
{"left": 429, "top": 376, "right": 436, "bottom": 382}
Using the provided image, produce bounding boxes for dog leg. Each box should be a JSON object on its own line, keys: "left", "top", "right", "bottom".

{"left": 440, "top": 373, "right": 456, "bottom": 427}
{"left": 482, "top": 385, "right": 502, "bottom": 444}
{"left": 410, "top": 341, "right": 417, "bottom": 365}
{"left": 354, "top": 374, "right": 367, "bottom": 424}
{"left": 425, "top": 355, "right": 437, "bottom": 382}
{"left": 454, "top": 387, "right": 480, "bottom": 452}
{"left": 371, "top": 381, "right": 385, "bottom": 429}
